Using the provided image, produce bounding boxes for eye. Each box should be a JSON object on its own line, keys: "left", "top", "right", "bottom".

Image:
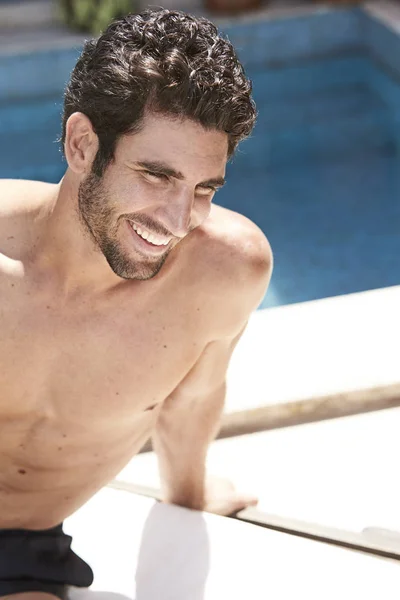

{"left": 143, "top": 170, "right": 168, "bottom": 182}
{"left": 196, "top": 185, "right": 217, "bottom": 196}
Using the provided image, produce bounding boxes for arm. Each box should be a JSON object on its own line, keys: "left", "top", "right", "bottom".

{"left": 152, "top": 330, "right": 246, "bottom": 512}
{"left": 152, "top": 230, "right": 273, "bottom": 513}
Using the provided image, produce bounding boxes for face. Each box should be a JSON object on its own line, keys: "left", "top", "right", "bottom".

{"left": 77, "top": 113, "right": 228, "bottom": 280}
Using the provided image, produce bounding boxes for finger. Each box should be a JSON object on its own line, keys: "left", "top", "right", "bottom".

{"left": 237, "top": 494, "right": 259, "bottom": 508}
{"left": 226, "top": 495, "right": 259, "bottom": 516}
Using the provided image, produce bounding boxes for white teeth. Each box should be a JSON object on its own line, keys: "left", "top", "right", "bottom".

{"left": 130, "top": 222, "right": 169, "bottom": 246}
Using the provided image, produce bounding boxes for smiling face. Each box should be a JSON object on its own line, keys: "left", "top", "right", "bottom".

{"left": 77, "top": 113, "right": 228, "bottom": 280}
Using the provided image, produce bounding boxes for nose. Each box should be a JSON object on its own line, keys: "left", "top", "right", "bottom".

{"left": 156, "top": 188, "right": 193, "bottom": 239}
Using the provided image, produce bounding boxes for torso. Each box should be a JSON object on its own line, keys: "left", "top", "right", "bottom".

{"left": 0, "top": 179, "right": 246, "bottom": 529}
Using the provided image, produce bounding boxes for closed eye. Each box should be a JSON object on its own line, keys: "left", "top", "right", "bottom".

{"left": 196, "top": 185, "right": 218, "bottom": 195}
{"left": 143, "top": 170, "right": 168, "bottom": 181}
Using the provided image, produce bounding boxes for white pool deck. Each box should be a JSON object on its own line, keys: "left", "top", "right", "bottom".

{"left": 115, "top": 406, "right": 400, "bottom": 533}
{"left": 221, "top": 284, "right": 400, "bottom": 434}
{"left": 65, "top": 484, "right": 400, "bottom": 600}
{"left": 65, "top": 388, "right": 400, "bottom": 597}
{"left": 66, "top": 406, "right": 400, "bottom": 598}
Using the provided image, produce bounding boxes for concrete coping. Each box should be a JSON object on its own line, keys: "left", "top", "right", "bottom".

{"left": 0, "top": 0, "right": 56, "bottom": 29}
{"left": 363, "top": 0, "right": 400, "bottom": 34}
{"left": 114, "top": 407, "right": 400, "bottom": 535}
{"left": 222, "top": 285, "right": 400, "bottom": 434}
{"left": 64, "top": 482, "right": 400, "bottom": 598}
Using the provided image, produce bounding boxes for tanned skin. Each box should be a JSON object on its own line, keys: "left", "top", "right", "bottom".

{"left": 0, "top": 112, "right": 272, "bottom": 600}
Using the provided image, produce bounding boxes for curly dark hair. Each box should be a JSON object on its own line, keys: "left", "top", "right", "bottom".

{"left": 61, "top": 8, "right": 256, "bottom": 176}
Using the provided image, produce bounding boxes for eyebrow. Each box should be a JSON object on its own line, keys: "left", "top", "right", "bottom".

{"left": 134, "top": 160, "right": 226, "bottom": 189}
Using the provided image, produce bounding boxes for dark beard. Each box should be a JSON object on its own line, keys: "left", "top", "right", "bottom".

{"left": 77, "top": 171, "right": 170, "bottom": 280}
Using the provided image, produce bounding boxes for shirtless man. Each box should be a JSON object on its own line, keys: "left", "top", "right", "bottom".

{"left": 0, "top": 8, "right": 272, "bottom": 600}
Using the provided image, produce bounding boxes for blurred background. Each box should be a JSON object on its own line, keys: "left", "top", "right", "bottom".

{"left": 1, "top": 0, "right": 399, "bottom": 311}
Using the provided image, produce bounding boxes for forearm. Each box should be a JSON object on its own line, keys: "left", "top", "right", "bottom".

{"left": 152, "top": 383, "right": 226, "bottom": 510}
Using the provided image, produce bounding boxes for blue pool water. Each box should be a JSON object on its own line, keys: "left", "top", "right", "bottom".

{"left": 1, "top": 8, "right": 400, "bottom": 309}
{"left": 217, "top": 56, "right": 400, "bottom": 308}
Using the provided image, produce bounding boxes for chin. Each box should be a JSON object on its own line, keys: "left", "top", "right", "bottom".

{"left": 107, "top": 253, "right": 168, "bottom": 281}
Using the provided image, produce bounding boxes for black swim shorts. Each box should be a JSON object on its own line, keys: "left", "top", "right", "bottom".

{"left": 0, "top": 523, "right": 94, "bottom": 600}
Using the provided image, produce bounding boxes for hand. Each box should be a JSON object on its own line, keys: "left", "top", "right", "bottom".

{"left": 203, "top": 476, "right": 258, "bottom": 516}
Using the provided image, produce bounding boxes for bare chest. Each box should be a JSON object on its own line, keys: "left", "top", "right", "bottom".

{"left": 0, "top": 276, "right": 204, "bottom": 451}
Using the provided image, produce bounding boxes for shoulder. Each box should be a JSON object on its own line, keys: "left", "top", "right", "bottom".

{"left": 200, "top": 203, "right": 273, "bottom": 282}
{"left": 0, "top": 179, "right": 57, "bottom": 216}
{"left": 186, "top": 204, "right": 273, "bottom": 335}
{"left": 0, "top": 179, "right": 57, "bottom": 254}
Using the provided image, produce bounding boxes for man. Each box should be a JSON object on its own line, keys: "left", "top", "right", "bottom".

{"left": 0, "top": 8, "right": 272, "bottom": 600}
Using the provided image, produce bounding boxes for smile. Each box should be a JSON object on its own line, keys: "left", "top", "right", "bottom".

{"left": 128, "top": 221, "right": 171, "bottom": 246}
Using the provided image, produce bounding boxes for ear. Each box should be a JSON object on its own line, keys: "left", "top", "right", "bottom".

{"left": 64, "top": 112, "right": 99, "bottom": 175}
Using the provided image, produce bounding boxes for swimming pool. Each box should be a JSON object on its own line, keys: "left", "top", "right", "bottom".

{"left": 1, "top": 5, "right": 400, "bottom": 309}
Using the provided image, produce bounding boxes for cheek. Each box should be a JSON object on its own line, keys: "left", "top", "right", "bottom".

{"left": 120, "top": 181, "right": 155, "bottom": 211}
